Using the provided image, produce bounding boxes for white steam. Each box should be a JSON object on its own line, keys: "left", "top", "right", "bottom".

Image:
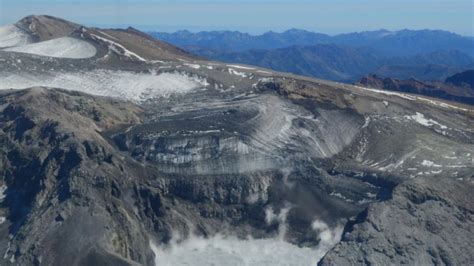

{"left": 150, "top": 235, "right": 319, "bottom": 266}
{"left": 312, "top": 219, "right": 344, "bottom": 256}
{"left": 264, "top": 205, "right": 291, "bottom": 239}
{"left": 150, "top": 207, "right": 344, "bottom": 266}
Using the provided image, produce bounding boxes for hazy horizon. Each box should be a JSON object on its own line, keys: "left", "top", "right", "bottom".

{"left": 89, "top": 23, "right": 474, "bottom": 37}
{"left": 1, "top": 0, "right": 473, "bottom": 36}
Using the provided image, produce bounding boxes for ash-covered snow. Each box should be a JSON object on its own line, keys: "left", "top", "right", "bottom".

{"left": 0, "top": 185, "right": 6, "bottom": 202}
{"left": 355, "top": 85, "right": 472, "bottom": 112}
{"left": 228, "top": 68, "right": 248, "bottom": 78}
{"left": 90, "top": 33, "right": 146, "bottom": 61}
{"left": 0, "top": 25, "right": 31, "bottom": 48}
{"left": 227, "top": 64, "right": 255, "bottom": 70}
{"left": 184, "top": 63, "right": 201, "bottom": 69}
{"left": 0, "top": 70, "right": 208, "bottom": 102}
{"left": 404, "top": 112, "right": 448, "bottom": 129}
{"left": 3, "top": 37, "right": 96, "bottom": 59}
{"left": 421, "top": 160, "right": 442, "bottom": 168}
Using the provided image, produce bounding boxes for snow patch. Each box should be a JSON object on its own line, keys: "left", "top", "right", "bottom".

{"left": 90, "top": 33, "right": 146, "bottom": 61}
{"left": 183, "top": 63, "right": 201, "bottom": 69}
{"left": 228, "top": 68, "right": 247, "bottom": 78}
{"left": 0, "top": 25, "right": 31, "bottom": 48}
{"left": 4, "top": 37, "right": 96, "bottom": 59}
{"left": 362, "top": 116, "right": 371, "bottom": 128}
{"left": 421, "top": 160, "right": 442, "bottom": 167}
{"left": 227, "top": 64, "right": 255, "bottom": 70}
{"left": 0, "top": 185, "right": 6, "bottom": 202}
{"left": 404, "top": 112, "right": 448, "bottom": 129}
{"left": 330, "top": 192, "right": 354, "bottom": 203}
{"left": 356, "top": 85, "right": 472, "bottom": 112}
{"left": 0, "top": 70, "right": 208, "bottom": 102}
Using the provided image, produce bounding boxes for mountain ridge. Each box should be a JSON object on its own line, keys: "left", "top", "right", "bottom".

{"left": 151, "top": 28, "right": 474, "bottom": 56}
{"left": 150, "top": 28, "right": 474, "bottom": 82}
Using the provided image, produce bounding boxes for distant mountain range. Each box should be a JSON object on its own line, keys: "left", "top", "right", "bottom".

{"left": 151, "top": 29, "right": 474, "bottom": 82}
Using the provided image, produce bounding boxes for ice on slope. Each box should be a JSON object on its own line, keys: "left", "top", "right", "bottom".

{"left": 3, "top": 37, "right": 96, "bottom": 59}
{"left": 90, "top": 33, "right": 146, "bottom": 61}
{"left": 0, "top": 25, "right": 32, "bottom": 48}
{"left": 0, "top": 70, "right": 208, "bottom": 102}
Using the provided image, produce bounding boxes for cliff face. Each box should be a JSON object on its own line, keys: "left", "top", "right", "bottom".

{"left": 319, "top": 176, "right": 474, "bottom": 265}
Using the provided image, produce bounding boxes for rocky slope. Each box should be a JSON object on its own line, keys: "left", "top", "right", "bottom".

{"left": 358, "top": 74, "right": 474, "bottom": 105}
{"left": 446, "top": 70, "right": 474, "bottom": 88}
{"left": 0, "top": 15, "right": 473, "bottom": 266}
{"left": 320, "top": 176, "right": 474, "bottom": 265}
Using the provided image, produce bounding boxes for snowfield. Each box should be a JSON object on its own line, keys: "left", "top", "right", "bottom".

{"left": 0, "top": 25, "right": 32, "bottom": 48}
{"left": 0, "top": 70, "right": 209, "bottom": 102}
{"left": 3, "top": 37, "right": 97, "bottom": 59}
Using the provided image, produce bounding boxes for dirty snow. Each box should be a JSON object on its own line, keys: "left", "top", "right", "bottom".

{"left": 4, "top": 37, "right": 96, "bottom": 59}
{"left": 421, "top": 160, "right": 442, "bottom": 167}
{"left": 0, "top": 25, "right": 31, "bottom": 48}
{"left": 184, "top": 63, "right": 201, "bottom": 69}
{"left": 227, "top": 64, "right": 255, "bottom": 70}
{"left": 329, "top": 192, "right": 354, "bottom": 203}
{"left": 90, "top": 33, "right": 146, "bottom": 61}
{"left": 405, "top": 112, "right": 448, "bottom": 129}
{"left": 356, "top": 85, "right": 472, "bottom": 112}
{"left": 228, "top": 68, "right": 247, "bottom": 78}
{"left": 0, "top": 185, "right": 6, "bottom": 202}
{"left": 0, "top": 70, "right": 208, "bottom": 102}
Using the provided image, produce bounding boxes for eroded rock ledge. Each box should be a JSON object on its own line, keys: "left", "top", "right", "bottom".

{"left": 319, "top": 176, "right": 474, "bottom": 265}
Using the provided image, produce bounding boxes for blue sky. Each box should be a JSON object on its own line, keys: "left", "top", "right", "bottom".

{"left": 1, "top": 0, "right": 473, "bottom": 35}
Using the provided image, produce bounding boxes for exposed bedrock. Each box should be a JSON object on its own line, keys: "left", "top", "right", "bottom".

{"left": 319, "top": 177, "right": 474, "bottom": 265}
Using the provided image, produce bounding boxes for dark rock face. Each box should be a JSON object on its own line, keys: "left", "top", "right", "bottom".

{"left": 0, "top": 88, "right": 151, "bottom": 265}
{"left": 446, "top": 70, "right": 474, "bottom": 89}
{"left": 319, "top": 177, "right": 474, "bottom": 265}
{"left": 358, "top": 74, "right": 474, "bottom": 105}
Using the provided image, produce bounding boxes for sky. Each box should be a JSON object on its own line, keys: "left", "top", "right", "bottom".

{"left": 0, "top": 0, "right": 473, "bottom": 36}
